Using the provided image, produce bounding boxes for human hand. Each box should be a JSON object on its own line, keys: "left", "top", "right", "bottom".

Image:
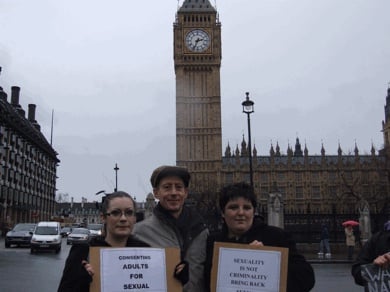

{"left": 249, "top": 240, "right": 264, "bottom": 246}
{"left": 174, "top": 260, "right": 189, "bottom": 285}
{"left": 82, "top": 260, "right": 95, "bottom": 277}
{"left": 373, "top": 252, "right": 390, "bottom": 268}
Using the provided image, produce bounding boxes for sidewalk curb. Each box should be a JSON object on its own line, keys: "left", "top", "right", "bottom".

{"left": 308, "top": 259, "right": 353, "bottom": 264}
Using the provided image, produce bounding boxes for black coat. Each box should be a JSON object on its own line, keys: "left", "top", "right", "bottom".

{"left": 351, "top": 230, "right": 390, "bottom": 288}
{"left": 205, "top": 221, "right": 315, "bottom": 292}
{"left": 57, "top": 235, "right": 149, "bottom": 292}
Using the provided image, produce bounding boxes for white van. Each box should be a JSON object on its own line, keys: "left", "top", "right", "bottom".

{"left": 30, "top": 221, "right": 62, "bottom": 254}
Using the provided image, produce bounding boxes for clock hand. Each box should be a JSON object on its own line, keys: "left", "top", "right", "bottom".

{"left": 192, "top": 38, "right": 204, "bottom": 49}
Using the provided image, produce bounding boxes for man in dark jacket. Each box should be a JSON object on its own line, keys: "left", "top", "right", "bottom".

{"left": 133, "top": 165, "right": 208, "bottom": 292}
{"left": 318, "top": 224, "right": 331, "bottom": 259}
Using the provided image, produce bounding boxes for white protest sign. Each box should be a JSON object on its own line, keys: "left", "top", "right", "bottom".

{"left": 211, "top": 242, "right": 288, "bottom": 292}
{"left": 100, "top": 248, "right": 167, "bottom": 292}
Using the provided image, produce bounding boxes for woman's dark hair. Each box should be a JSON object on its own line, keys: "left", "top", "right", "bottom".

{"left": 101, "top": 191, "right": 136, "bottom": 215}
{"left": 219, "top": 182, "right": 257, "bottom": 212}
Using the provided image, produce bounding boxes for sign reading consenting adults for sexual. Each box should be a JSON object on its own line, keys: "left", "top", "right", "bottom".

{"left": 211, "top": 242, "right": 288, "bottom": 292}
{"left": 89, "top": 247, "right": 181, "bottom": 292}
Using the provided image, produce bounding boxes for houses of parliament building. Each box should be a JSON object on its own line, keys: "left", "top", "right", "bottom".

{"left": 175, "top": 0, "right": 389, "bottom": 227}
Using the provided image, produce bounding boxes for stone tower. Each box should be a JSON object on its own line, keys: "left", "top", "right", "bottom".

{"left": 174, "top": 0, "right": 222, "bottom": 194}
{"left": 382, "top": 85, "right": 390, "bottom": 151}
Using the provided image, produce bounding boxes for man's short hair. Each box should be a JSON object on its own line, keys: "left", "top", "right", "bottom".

{"left": 150, "top": 165, "right": 190, "bottom": 188}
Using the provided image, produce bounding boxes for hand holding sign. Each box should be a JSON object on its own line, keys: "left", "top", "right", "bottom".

{"left": 373, "top": 252, "right": 390, "bottom": 269}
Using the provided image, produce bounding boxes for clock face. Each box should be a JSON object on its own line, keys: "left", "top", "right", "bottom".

{"left": 185, "top": 29, "right": 210, "bottom": 52}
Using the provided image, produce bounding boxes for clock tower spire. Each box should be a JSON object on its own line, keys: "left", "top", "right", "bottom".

{"left": 174, "top": 0, "right": 222, "bottom": 194}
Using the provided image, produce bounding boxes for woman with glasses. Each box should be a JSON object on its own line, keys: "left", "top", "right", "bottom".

{"left": 58, "top": 191, "right": 149, "bottom": 292}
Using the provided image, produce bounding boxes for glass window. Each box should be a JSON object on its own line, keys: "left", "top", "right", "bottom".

{"left": 261, "top": 186, "right": 268, "bottom": 197}
{"left": 312, "top": 186, "right": 321, "bottom": 199}
{"left": 311, "top": 172, "right": 319, "bottom": 181}
{"left": 328, "top": 172, "right": 337, "bottom": 181}
{"left": 296, "top": 187, "right": 303, "bottom": 199}
{"left": 225, "top": 173, "right": 233, "bottom": 184}
{"left": 260, "top": 172, "right": 269, "bottom": 183}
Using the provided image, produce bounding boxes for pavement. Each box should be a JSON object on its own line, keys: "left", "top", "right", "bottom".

{"left": 304, "top": 252, "right": 355, "bottom": 264}
{"left": 297, "top": 242, "right": 361, "bottom": 264}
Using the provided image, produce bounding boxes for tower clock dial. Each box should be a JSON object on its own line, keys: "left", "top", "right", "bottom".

{"left": 185, "top": 29, "right": 210, "bottom": 52}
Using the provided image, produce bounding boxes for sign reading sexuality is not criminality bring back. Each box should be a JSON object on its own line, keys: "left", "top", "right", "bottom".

{"left": 211, "top": 242, "right": 288, "bottom": 292}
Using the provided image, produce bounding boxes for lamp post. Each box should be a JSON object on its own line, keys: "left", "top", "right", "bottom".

{"left": 114, "top": 163, "right": 119, "bottom": 192}
{"left": 95, "top": 190, "right": 106, "bottom": 210}
{"left": 242, "top": 92, "right": 254, "bottom": 189}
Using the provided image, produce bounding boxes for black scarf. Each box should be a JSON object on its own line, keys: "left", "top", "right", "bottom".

{"left": 154, "top": 203, "right": 206, "bottom": 259}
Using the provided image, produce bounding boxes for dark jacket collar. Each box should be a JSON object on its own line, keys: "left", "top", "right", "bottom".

{"left": 218, "top": 217, "right": 267, "bottom": 243}
{"left": 153, "top": 203, "right": 207, "bottom": 258}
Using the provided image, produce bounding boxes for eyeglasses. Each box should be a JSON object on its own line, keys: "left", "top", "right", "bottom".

{"left": 105, "top": 209, "right": 134, "bottom": 218}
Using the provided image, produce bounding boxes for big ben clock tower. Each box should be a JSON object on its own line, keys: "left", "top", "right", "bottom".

{"left": 174, "top": 0, "right": 222, "bottom": 194}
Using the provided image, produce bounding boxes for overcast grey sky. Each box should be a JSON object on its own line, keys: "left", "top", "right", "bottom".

{"left": 1, "top": 0, "right": 389, "bottom": 203}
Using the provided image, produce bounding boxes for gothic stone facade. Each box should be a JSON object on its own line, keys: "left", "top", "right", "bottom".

{"left": 174, "top": 0, "right": 222, "bottom": 194}
{"left": 222, "top": 137, "right": 389, "bottom": 216}
{"left": 174, "top": 2, "right": 390, "bottom": 222}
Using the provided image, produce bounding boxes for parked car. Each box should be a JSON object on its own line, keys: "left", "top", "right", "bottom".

{"left": 30, "top": 221, "right": 62, "bottom": 254}
{"left": 67, "top": 228, "right": 90, "bottom": 245}
{"left": 60, "top": 227, "right": 72, "bottom": 237}
{"left": 88, "top": 223, "right": 103, "bottom": 237}
{"left": 5, "top": 223, "right": 36, "bottom": 248}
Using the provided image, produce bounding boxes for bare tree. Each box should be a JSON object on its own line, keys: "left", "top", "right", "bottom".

{"left": 56, "top": 192, "right": 69, "bottom": 203}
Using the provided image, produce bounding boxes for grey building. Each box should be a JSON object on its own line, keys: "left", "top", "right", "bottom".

{"left": 0, "top": 67, "right": 59, "bottom": 232}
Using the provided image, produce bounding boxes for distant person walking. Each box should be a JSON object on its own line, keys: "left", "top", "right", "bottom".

{"left": 345, "top": 225, "right": 355, "bottom": 260}
{"left": 318, "top": 224, "right": 331, "bottom": 259}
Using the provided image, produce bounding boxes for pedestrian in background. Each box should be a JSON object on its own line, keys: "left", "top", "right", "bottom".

{"left": 318, "top": 224, "right": 331, "bottom": 259}
{"left": 133, "top": 165, "right": 208, "bottom": 292}
{"left": 345, "top": 225, "right": 355, "bottom": 260}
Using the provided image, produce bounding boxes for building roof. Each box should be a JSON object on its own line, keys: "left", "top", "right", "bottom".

{"left": 179, "top": 0, "right": 216, "bottom": 12}
{"left": 222, "top": 155, "right": 385, "bottom": 167}
{"left": 0, "top": 88, "right": 59, "bottom": 161}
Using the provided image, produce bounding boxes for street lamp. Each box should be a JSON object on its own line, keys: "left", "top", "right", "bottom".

{"left": 242, "top": 92, "right": 254, "bottom": 189}
{"left": 95, "top": 190, "right": 106, "bottom": 210}
{"left": 114, "top": 163, "right": 119, "bottom": 192}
